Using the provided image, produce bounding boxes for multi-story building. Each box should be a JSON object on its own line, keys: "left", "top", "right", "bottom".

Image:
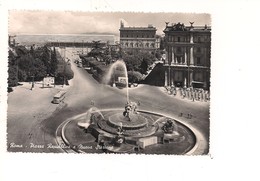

{"left": 163, "top": 22, "right": 211, "bottom": 89}
{"left": 119, "top": 21, "right": 159, "bottom": 51}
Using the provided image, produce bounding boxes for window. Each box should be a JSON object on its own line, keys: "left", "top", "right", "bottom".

{"left": 177, "top": 56, "right": 181, "bottom": 63}
{"left": 178, "top": 37, "right": 180, "bottom": 42}
{"left": 197, "top": 57, "right": 201, "bottom": 65}
{"left": 177, "top": 47, "right": 181, "bottom": 53}
{"left": 194, "top": 72, "right": 203, "bottom": 81}
{"left": 198, "top": 36, "right": 201, "bottom": 42}
{"left": 197, "top": 47, "right": 201, "bottom": 53}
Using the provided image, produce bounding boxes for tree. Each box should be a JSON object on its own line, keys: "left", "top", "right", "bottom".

{"left": 122, "top": 50, "right": 156, "bottom": 74}
{"left": 139, "top": 59, "right": 149, "bottom": 74}
{"left": 8, "top": 64, "right": 18, "bottom": 87}
{"left": 87, "top": 40, "right": 104, "bottom": 59}
{"left": 8, "top": 50, "right": 18, "bottom": 87}
{"left": 50, "top": 47, "right": 58, "bottom": 76}
{"left": 32, "top": 58, "right": 47, "bottom": 81}
{"left": 123, "top": 54, "right": 142, "bottom": 71}
{"left": 8, "top": 44, "right": 60, "bottom": 88}
{"left": 128, "top": 71, "right": 143, "bottom": 83}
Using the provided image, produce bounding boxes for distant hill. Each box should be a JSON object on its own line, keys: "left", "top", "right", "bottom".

{"left": 14, "top": 34, "right": 115, "bottom": 46}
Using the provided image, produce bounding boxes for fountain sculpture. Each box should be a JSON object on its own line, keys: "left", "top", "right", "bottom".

{"left": 59, "top": 59, "right": 196, "bottom": 154}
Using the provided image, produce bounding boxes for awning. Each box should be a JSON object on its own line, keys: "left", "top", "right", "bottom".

{"left": 192, "top": 81, "right": 204, "bottom": 84}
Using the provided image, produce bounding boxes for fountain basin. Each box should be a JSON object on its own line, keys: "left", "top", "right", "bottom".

{"left": 57, "top": 109, "right": 198, "bottom": 154}
{"left": 107, "top": 113, "right": 148, "bottom": 130}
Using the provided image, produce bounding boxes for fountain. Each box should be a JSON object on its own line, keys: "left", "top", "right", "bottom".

{"left": 77, "top": 106, "right": 104, "bottom": 129}
{"left": 103, "top": 60, "right": 129, "bottom": 102}
{"left": 57, "top": 60, "right": 197, "bottom": 154}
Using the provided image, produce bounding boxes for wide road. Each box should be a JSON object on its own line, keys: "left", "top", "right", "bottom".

{"left": 8, "top": 48, "right": 210, "bottom": 153}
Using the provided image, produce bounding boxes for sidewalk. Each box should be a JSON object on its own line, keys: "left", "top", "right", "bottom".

{"left": 159, "top": 86, "right": 210, "bottom": 106}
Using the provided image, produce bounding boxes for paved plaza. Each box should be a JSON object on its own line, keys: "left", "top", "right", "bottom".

{"left": 7, "top": 48, "right": 210, "bottom": 154}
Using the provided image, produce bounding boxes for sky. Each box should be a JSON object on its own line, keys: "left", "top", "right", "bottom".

{"left": 9, "top": 11, "right": 211, "bottom": 36}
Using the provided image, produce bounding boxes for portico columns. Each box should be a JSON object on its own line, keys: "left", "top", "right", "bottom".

{"left": 171, "top": 69, "right": 174, "bottom": 86}
{"left": 165, "top": 47, "right": 169, "bottom": 65}
{"left": 168, "top": 66, "right": 171, "bottom": 86}
{"left": 172, "top": 47, "right": 175, "bottom": 64}
{"left": 190, "top": 46, "right": 194, "bottom": 65}
{"left": 190, "top": 33, "right": 194, "bottom": 65}
{"left": 184, "top": 49, "right": 187, "bottom": 64}
{"left": 189, "top": 71, "right": 193, "bottom": 87}
{"left": 165, "top": 70, "right": 168, "bottom": 86}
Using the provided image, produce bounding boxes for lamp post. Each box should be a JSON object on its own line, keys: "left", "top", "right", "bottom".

{"left": 30, "top": 60, "right": 35, "bottom": 90}
{"left": 16, "top": 58, "right": 19, "bottom": 86}
{"left": 31, "top": 75, "right": 34, "bottom": 90}
{"left": 82, "top": 40, "right": 84, "bottom": 54}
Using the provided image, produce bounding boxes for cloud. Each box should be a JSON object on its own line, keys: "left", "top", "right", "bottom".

{"left": 9, "top": 11, "right": 211, "bottom": 35}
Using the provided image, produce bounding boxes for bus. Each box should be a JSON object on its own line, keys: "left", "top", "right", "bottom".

{"left": 52, "top": 91, "right": 66, "bottom": 104}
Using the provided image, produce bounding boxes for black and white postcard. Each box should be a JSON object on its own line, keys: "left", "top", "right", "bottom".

{"left": 7, "top": 11, "right": 211, "bottom": 155}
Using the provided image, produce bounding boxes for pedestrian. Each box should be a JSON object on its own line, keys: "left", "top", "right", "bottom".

{"left": 192, "top": 95, "right": 194, "bottom": 102}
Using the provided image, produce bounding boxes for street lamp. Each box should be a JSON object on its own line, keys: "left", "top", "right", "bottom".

{"left": 31, "top": 75, "right": 35, "bottom": 90}
{"left": 16, "top": 58, "right": 19, "bottom": 86}
{"left": 82, "top": 40, "right": 84, "bottom": 54}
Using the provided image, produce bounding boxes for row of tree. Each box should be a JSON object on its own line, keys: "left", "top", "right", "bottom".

{"left": 8, "top": 45, "right": 73, "bottom": 88}
{"left": 81, "top": 40, "right": 164, "bottom": 84}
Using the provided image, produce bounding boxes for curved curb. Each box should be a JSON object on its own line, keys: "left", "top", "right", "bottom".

{"left": 138, "top": 109, "right": 207, "bottom": 155}
{"left": 57, "top": 108, "right": 207, "bottom": 155}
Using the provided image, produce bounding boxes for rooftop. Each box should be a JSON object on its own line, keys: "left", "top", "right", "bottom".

{"left": 164, "top": 22, "right": 211, "bottom": 33}
{"left": 120, "top": 22, "right": 157, "bottom": 31}
{"left": 120, "top": 27, "right": 157, "bottom": 31}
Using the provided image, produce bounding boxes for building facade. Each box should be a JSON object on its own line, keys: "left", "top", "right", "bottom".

{"left": 163, "top": 22, "right": 211, "bottom": 89}
{"left": 119, "top": 22, "right": 159, "bottom": 50}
